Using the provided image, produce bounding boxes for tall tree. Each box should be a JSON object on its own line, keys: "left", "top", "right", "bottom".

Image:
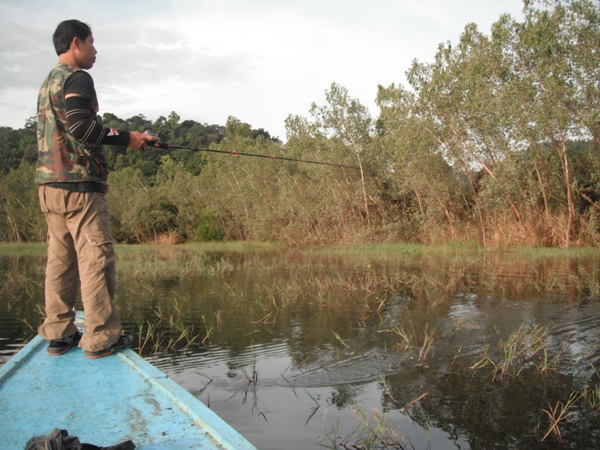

{"left": 376, "top": 83, "right": 459, "bottom": 241}
{"left": 501, "top": 0, "right": 600, "bottom": 246}
{"left": 309, "top": 83, "right": 374, "bottom": 225}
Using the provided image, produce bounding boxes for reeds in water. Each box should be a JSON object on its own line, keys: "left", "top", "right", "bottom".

{"left": 470, "top": 323, "right": 563, "bottom": 382}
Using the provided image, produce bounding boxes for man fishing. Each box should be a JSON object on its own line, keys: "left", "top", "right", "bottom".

{"left": 35, "top": 19, "right": 158, "bottom": 358}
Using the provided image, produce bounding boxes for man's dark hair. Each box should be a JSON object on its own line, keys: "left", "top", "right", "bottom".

{"left": 52, "top": 20, "right": 92, "bottom": 56}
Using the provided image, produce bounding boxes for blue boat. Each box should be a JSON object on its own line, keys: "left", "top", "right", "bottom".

{"left": 0, "top": 330, "right": 257, "bottom": 449}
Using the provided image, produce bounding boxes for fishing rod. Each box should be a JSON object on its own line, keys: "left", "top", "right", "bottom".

{"left": 145, "top": 138, "right": 361, "bottom": 171}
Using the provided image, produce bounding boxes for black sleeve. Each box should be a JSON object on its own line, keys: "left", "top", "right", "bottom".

{"left": 64, "top": 71, "right": 96, "bottom": 100}
{"left": 64, "top": 72, "right": 130, "bottom": 147}
{"left": 65, "top": 96, "right": 131, "bottom": 146}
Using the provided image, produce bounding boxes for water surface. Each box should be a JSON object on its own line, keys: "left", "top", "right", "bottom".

{"left": 1, "top": 245, "right": 600, "bottom": 449}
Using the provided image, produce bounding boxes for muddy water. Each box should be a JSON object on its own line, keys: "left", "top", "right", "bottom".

{"left": 2, "top": 247, "right": 600, "bottom": 449}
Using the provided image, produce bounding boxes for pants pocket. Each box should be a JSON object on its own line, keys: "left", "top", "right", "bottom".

{"left": 85, "top": 233, "right": 115, "bottom": 270}
{"left": 38, "top": 186, "right": 49, "bottom": 213}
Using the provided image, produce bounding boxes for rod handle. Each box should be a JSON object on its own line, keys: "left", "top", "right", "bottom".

{"left": 147, "top": 141, "right": 169, "bottom": 149}
{"left": 145, "top": 132, "right": 168, "bottom": 149}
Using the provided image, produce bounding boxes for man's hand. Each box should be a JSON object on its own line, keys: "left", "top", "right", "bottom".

{"left": 129, "top": 131, "right": 159, "bottom": 150}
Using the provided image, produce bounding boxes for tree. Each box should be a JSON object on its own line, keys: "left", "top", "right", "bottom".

{"left": 0, "top": 127, "right": 23, "bottom": 174}
{"left": 0, "top": 162, "right": 44, "bottom": 242}
{"left": 376, "top": 83, "right": 459, "bottom": 241}
{"left": 497, "top": 0, "right": 600, "bottom": 246}
{"left": 309, "top": 83, "right": 374, "bottom": 226}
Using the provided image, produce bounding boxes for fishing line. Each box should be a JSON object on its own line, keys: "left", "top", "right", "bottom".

{"left": 145, "top": 139, "right": 361, "bottom": 171}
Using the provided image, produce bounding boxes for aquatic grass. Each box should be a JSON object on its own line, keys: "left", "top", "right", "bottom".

{"left": 134, "top": 308, "right": 202, "bottom": 355}
{"left": 320, "top": 404, "right": 415, "bottom": 450}
{"left": 169, "top": 293, "right": 188, "bottom": 317}
{"left": 380, "top": 373, "right": 395, "bottom": 402}
{"left": 471, "top": 328, "right": 528, "bottom": 382}
{"left": 587, "top": 276, "right": 600, "bottom": 298}
{"left": 306, "top": 244, "right": 600, "bottom": 303}
{"left": 305, "top": 390, "right": 321, "bottom": 426}
{"left": 583, "top": 385, "right": 600, "bottom": 411}
{"left": 115, "top": 245, "right": 247, "bottom": 278}
{"left": 582, "top": 365, "right": 600, "bottom": 411}
{"left": 253, "top": 311, "right": 277, "bottom": 325}
{"left": 1, "top": 269, "right": 44, "bottom": 305}
{"left": 231, "top": 278, "right": 301, "bottom": 321}
{"left": 542, "top": 391, "right": 583, "bottom": 443}
{"left": 235, "top": 357, "right": 268, "bottom": 422}
{"left": 333, "top": 331, "right": 350, "bottom": 349}
{"left": 136, "top": 318, "right": 161, "bottom": 354}
{"left": 241, "top": 358, "right": 258, "bottom": 385}
{"left": 316, "top": 291, "right": 338, "bottom": 311}
{"left": 17, "top": 316, "right": 38, "bottom": 334}
{"left": 111, "top": 243, "right": 600, "bottom": 318}
{"left": 470, "top": 323, "right": 564, "bottom": 382}
{"left": 390, "top": 323, "right": 437, "bottom": 367}
{"left": 416, "top": 324, "right": 436, "bottom": 366}
{"left": 200, "top": 315, "right": 213, "bottom": 345}
{"left": 304, "top": 244, "right": 600, "bottom": 270}
{"left": 266, "top": 278, "right": 301, "bottom": 308}
{"left": 221, "top": 282, "right": 247, "bottom": 303}
{"left": 254, "top": 292, "right": 279, "bottom": 315}
{"left": 6, "top": 243, "right": 600, "bottom": 301}
{"left": 309, "top": 275, "right": 342, "bottom": 308}
{"left": 390, "top": 326, "right": 411, "bottom": 354}
{"left": 173, "top": 321, "right": 201, "bottom": 347}
{"left": 137, "top": 323, "right": 184, "bottom": 354}
{"left": 534, "top": 341, "right": 568, "bottom": 376}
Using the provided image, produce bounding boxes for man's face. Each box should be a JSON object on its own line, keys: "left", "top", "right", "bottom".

{"left": 75, "top": 34, "right": 97, "bottom": 70}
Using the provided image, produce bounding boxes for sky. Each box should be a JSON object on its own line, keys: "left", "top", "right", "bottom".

{"left": 0, "top": 0, "right": 525, "bottom": 141}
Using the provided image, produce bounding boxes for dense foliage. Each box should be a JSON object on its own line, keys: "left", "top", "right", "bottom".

{"left": 1, "top": 0, "right": 599, "bottom": 247}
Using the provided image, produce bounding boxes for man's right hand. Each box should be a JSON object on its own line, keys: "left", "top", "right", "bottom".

{"left": 129, "top": 131, "right": 159, "bottom": 150}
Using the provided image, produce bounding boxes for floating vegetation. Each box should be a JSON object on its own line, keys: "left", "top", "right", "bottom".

{"left": 135, "top": 312, "right": 201, "bottom": 356}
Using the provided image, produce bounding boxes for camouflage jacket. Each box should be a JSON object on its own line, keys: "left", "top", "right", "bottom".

{"left": 35, "top": 63, "right": 108, "bottom": 185}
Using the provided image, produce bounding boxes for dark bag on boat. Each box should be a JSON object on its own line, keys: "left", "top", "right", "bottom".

{"left": 24, "top": 428, "right": 136, "bottom": 450}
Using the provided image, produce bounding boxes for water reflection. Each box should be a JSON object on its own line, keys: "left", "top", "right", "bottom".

{"left": 2, "top": 246, "right": 600, "bottom": 449}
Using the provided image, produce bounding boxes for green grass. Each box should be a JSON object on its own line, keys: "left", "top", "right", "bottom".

{"left": 2, "top": 240, "right": 597, "bottom": 259}
{"left": 115, "top": 241, "right": 282, "bottom": 254}
{"left": 305, "top": 242, "right": 600, "bottom": 260}
{"left": 0, "top": 242, "right": 47, "bottom": 256}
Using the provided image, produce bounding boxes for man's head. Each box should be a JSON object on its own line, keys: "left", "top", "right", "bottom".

{"left": 53, "top": 20, "right": 96, "bottom": 69}
{"left": 53, "top": 20, "right": 92, "bottom": 55}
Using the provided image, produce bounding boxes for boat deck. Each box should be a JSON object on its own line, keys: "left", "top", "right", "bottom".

{"left": 0, "top": 334, "right": 256, "bottom": 449}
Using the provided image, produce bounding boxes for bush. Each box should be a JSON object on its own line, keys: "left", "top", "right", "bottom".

{"left": 196, "top": 213, "right": 225, "bottom": 242}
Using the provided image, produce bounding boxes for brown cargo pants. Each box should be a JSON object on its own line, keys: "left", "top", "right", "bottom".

{"left": 37, "top": 185, "right": 122, "bottom": 352}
